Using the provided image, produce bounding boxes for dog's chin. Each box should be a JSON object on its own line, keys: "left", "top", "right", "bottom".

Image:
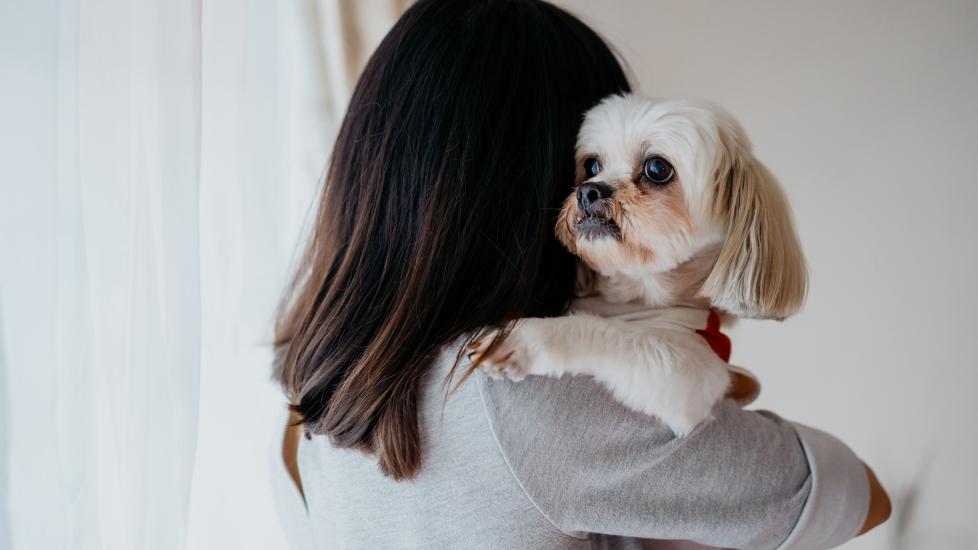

{"left": 575, "top": 216, "right": 621, "bottom": 242}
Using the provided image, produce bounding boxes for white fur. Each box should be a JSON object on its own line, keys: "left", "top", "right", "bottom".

{"left": 472, "top": 309, "right": 732, "bottom": 436}
{"left": 470, "top": 95, "right": 804, "bottom": 436}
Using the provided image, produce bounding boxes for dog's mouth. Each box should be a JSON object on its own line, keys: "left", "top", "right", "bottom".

{"left": 575, "top": 215, "right": 621, "bottom": 242}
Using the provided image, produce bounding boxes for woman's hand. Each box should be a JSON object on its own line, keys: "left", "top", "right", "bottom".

{"left": 283, "top": 411, "right": 304, "bottom": 498}
{"left": 858, "top": 463, "right": 892, "bottom": 535}
{"left": 725, "top": 370, "right": 759, "bottom": 405}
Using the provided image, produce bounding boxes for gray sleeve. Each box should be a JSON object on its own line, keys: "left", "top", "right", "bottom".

{"left": 476, "top": 372, "right": 870, "bottom": 550}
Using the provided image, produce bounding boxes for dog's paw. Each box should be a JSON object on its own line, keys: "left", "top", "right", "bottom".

{"left": 660, "top": 408, "right": 713, "bottom": 438}
{"left": 466, "top": 327, "right": 533, "bottom": 381}
{"left": 658, "top": 380, "right": 727, "bottom": 437}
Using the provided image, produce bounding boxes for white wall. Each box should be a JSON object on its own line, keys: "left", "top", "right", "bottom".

{"left": 554, "top": 1, "right": 978, "bottom": 548}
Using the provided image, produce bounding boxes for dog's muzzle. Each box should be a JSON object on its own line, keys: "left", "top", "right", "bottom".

{"left": 575, "top": 182, "right": 620, "bottom": 241}
{"left": 577, "top": 182, "right": 614, "bottom": 214}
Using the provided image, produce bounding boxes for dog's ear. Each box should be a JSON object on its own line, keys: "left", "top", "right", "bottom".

{"left": 699, "top": 120, "right": 807, "bottom": 320}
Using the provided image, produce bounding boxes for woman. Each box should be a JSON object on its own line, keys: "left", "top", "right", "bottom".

{"left": 274, "top": 0, "right": 890, "bottom": 548}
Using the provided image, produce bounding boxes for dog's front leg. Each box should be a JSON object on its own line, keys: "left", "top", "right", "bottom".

{"left": 468, "top": 314, "right": 730, "bottom": 436}
{"left": 468, "top": 314, "right": 613, "bottom": 380}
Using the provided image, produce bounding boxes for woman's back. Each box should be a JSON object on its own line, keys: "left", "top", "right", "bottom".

{"left": 296, "top": 348, "right": 571, "bottom": 549}
{"left": 291, "top": 344, "right": 869, "bottom": 550}
{"left": 273, "top": 2, "right": 887, "bottom": 547}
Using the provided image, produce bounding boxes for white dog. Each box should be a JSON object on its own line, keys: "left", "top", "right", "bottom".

{"left": 469, "top": 94, "right": 807, "bottom": 435}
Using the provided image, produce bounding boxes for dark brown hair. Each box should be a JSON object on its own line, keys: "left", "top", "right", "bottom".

{"left": 275, "top": 0, "right": 630, "bottom": 480}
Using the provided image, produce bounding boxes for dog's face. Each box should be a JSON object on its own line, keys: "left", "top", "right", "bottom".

{"left": 558, "top": 96, "right": 721, "bottom": 275}
{"left": 557, "top": 95, "right": 807, "bottom": 319}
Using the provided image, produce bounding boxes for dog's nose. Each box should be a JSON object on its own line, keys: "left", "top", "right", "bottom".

{"left": 577, "top": 182, "right": 614, "bottom": 213}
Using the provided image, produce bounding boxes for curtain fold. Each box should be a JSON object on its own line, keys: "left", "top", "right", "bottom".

{"left": 0, "top": 1, "right": 404, "bottom": 549}
{"left": 3, "top": 0, "right": 203, "bottom": 548}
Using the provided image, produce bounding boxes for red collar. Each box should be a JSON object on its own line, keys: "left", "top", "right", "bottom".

{"left": 695, "top": 309, "right": 731, "bottom": 362}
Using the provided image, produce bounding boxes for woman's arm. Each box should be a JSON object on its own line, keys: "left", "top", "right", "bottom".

{"left": 478, "top": 371, "right": 885, "bottom": 549}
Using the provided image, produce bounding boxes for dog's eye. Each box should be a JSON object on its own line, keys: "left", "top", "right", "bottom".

{"left": 583, "top": 157, "right": 602, "bottom": 179}
{"left": 643, "top": 156, "right": 675, "bottom": 185}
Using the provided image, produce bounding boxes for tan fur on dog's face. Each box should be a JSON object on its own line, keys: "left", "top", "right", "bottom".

{"left": 558, "top": 95, "right": 808, "bottom": 319}
{"left": 556, "top": 140, "right": 695, "bottom": 275}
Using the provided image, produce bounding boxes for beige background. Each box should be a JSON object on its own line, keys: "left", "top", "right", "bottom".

{"left": 553, "top": 1, "right": 978, "bottom": 548}
{"left": 7, "top": 1, "right": 960, "bottom": 548}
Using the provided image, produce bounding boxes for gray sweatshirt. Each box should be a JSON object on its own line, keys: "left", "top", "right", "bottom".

{"left": 278, "top": 344, "right": 870, "bottom": 550}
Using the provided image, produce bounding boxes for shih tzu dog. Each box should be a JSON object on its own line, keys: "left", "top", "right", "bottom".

{"left": 469, "top": 94, "right": 807, "bottom": 435}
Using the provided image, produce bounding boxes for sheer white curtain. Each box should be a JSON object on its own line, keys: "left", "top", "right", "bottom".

{"left": 0, "top": 1, "right": 402, "bottom": 549}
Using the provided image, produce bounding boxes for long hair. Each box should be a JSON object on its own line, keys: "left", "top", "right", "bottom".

{"left": 275, "top": 0, "right": 630, "bottom": 480}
